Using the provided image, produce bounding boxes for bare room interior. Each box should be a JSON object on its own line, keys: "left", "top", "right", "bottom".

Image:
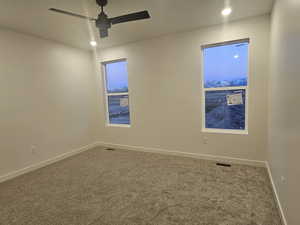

{"left": 0, "top": 0, "right": 299, "bottom": 224}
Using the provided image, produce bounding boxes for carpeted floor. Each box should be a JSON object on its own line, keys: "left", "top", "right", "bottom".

{"left": 0, "top": 146, "right": 282, "bottom": 225}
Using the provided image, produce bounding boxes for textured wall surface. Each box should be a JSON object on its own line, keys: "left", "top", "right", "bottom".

{"left": 0, "top": 27, "right": 99, "bottom": 178}
{"left": 269, "top": 0, "right": 300, "bottom": 224}
{"left": 95, "top": 15, "right": 270, "bottom": 161}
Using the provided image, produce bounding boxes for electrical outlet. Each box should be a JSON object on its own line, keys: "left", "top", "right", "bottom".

{"left": 31, "top": 145, "right": 37, "bottom": 154}
{"left": 203, "top": 137, "right": 208, "bottom": 144}
{"left": 281, "top": 176, "right": 286, "bottom": 183}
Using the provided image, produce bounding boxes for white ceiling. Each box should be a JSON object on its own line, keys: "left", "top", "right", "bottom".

{"left": 0, "top": 0, "right": 274, "bottom": 50}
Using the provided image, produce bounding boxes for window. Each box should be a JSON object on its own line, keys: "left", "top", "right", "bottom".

{"left": 202, "top": 39, "right": 249, "bottom": 134}
{"left": 103, "top": 60, "right": 130, "bottom": 126}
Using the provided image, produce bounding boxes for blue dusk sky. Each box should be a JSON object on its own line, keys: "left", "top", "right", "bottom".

{"left": 106, "top": 61, "right": 128, "bottom": 92}
{"left": 204, "top": 42, "right": 248, "bottom": 82}
{"left": 106, "top": 43, "right": 248, "bottom": 90}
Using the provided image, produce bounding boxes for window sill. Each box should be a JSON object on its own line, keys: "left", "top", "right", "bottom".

{"left": 202, "top": 128, "right": 248, "bottom": 135}
{"left": 106, "top": 124, "right": 131, "bottom": 128}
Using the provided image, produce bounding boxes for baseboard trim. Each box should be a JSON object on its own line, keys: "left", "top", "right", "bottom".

{"left": 96, "top": 141, "right": 266, "bottom": 167}
{"left": 0, "top": 142, "right": 98, "bottom": 184}
{"left": 266, "top": 162, "right": 288, "bottom": 225}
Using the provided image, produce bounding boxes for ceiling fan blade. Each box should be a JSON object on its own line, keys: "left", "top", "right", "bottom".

{"left": 49, "top": 8, "right": 96, "bottom": 21}
{"left": 99, "top": 29, "right": 108, "bottom": 38}
{"left": 110, "top": 11, "right": 150, "bottom": 25}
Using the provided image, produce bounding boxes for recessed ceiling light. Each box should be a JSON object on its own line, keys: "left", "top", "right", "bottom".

{"left": 222, "top": 7, "right": 232, "bottom": 16}
{"left": 90, "top": 41, "right": 97, "bottom": 47}
{"left": 234, "top": 54, "right": 239, "bottom": 59}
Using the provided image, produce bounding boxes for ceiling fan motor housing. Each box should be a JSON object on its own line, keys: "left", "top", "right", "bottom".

{"left": 96, "top": 12, "right": 111, "bottom": 29}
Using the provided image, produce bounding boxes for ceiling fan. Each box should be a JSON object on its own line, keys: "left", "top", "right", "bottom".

{"left": 49, "top": 0, "right": 151, "bottom": 38}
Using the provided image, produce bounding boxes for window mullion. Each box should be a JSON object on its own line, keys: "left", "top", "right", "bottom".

{"left": 203, "top": 86, "right": 247, "bottom": 92}
{"left": 106, "top": 92, "right": 129, "bottom": 96}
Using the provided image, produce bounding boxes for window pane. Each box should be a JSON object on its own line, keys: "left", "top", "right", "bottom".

{"left": 105, "top": 61, "right": 128, "bottom": 93}
{"left": 108, "top": 95, "right": 130, "bottom": 125}
{"left": 203, "top": 42, "right": 248, "bottom": 88}
{"left": 205, "top": 89, "right": 246, "bottom": 130}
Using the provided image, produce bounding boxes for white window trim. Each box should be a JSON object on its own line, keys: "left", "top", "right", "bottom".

{"left": 201, "top": 39, "right": 250, "bottom": 135}
{"left": 102, "top": 59, "right": 131, "bottom": 128}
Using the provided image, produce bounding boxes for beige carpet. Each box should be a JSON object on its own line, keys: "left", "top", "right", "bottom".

{"left": 0, "top": 146, "right": 282, "bottom": 225}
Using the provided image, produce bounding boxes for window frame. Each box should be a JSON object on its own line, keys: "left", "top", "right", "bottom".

{"left": 101, "top": 59, "right": 131, "bottom": 128}
{"left": 201, "top": 38, "right": 250, "bottom": 135}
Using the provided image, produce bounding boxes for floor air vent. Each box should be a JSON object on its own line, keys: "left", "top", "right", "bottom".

{"left": 216, "top": 163, "right": 231, "bottom": 167}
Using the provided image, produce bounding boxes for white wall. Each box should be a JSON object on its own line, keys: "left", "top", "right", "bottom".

{"left": 0, "top": 27, "right": 98, "bottom": 178}
{"left": 269, "top": 0, "right": 300, "bottom": 224}
{"left": 95, "top": 15, "right": 270, "bottom": 161}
